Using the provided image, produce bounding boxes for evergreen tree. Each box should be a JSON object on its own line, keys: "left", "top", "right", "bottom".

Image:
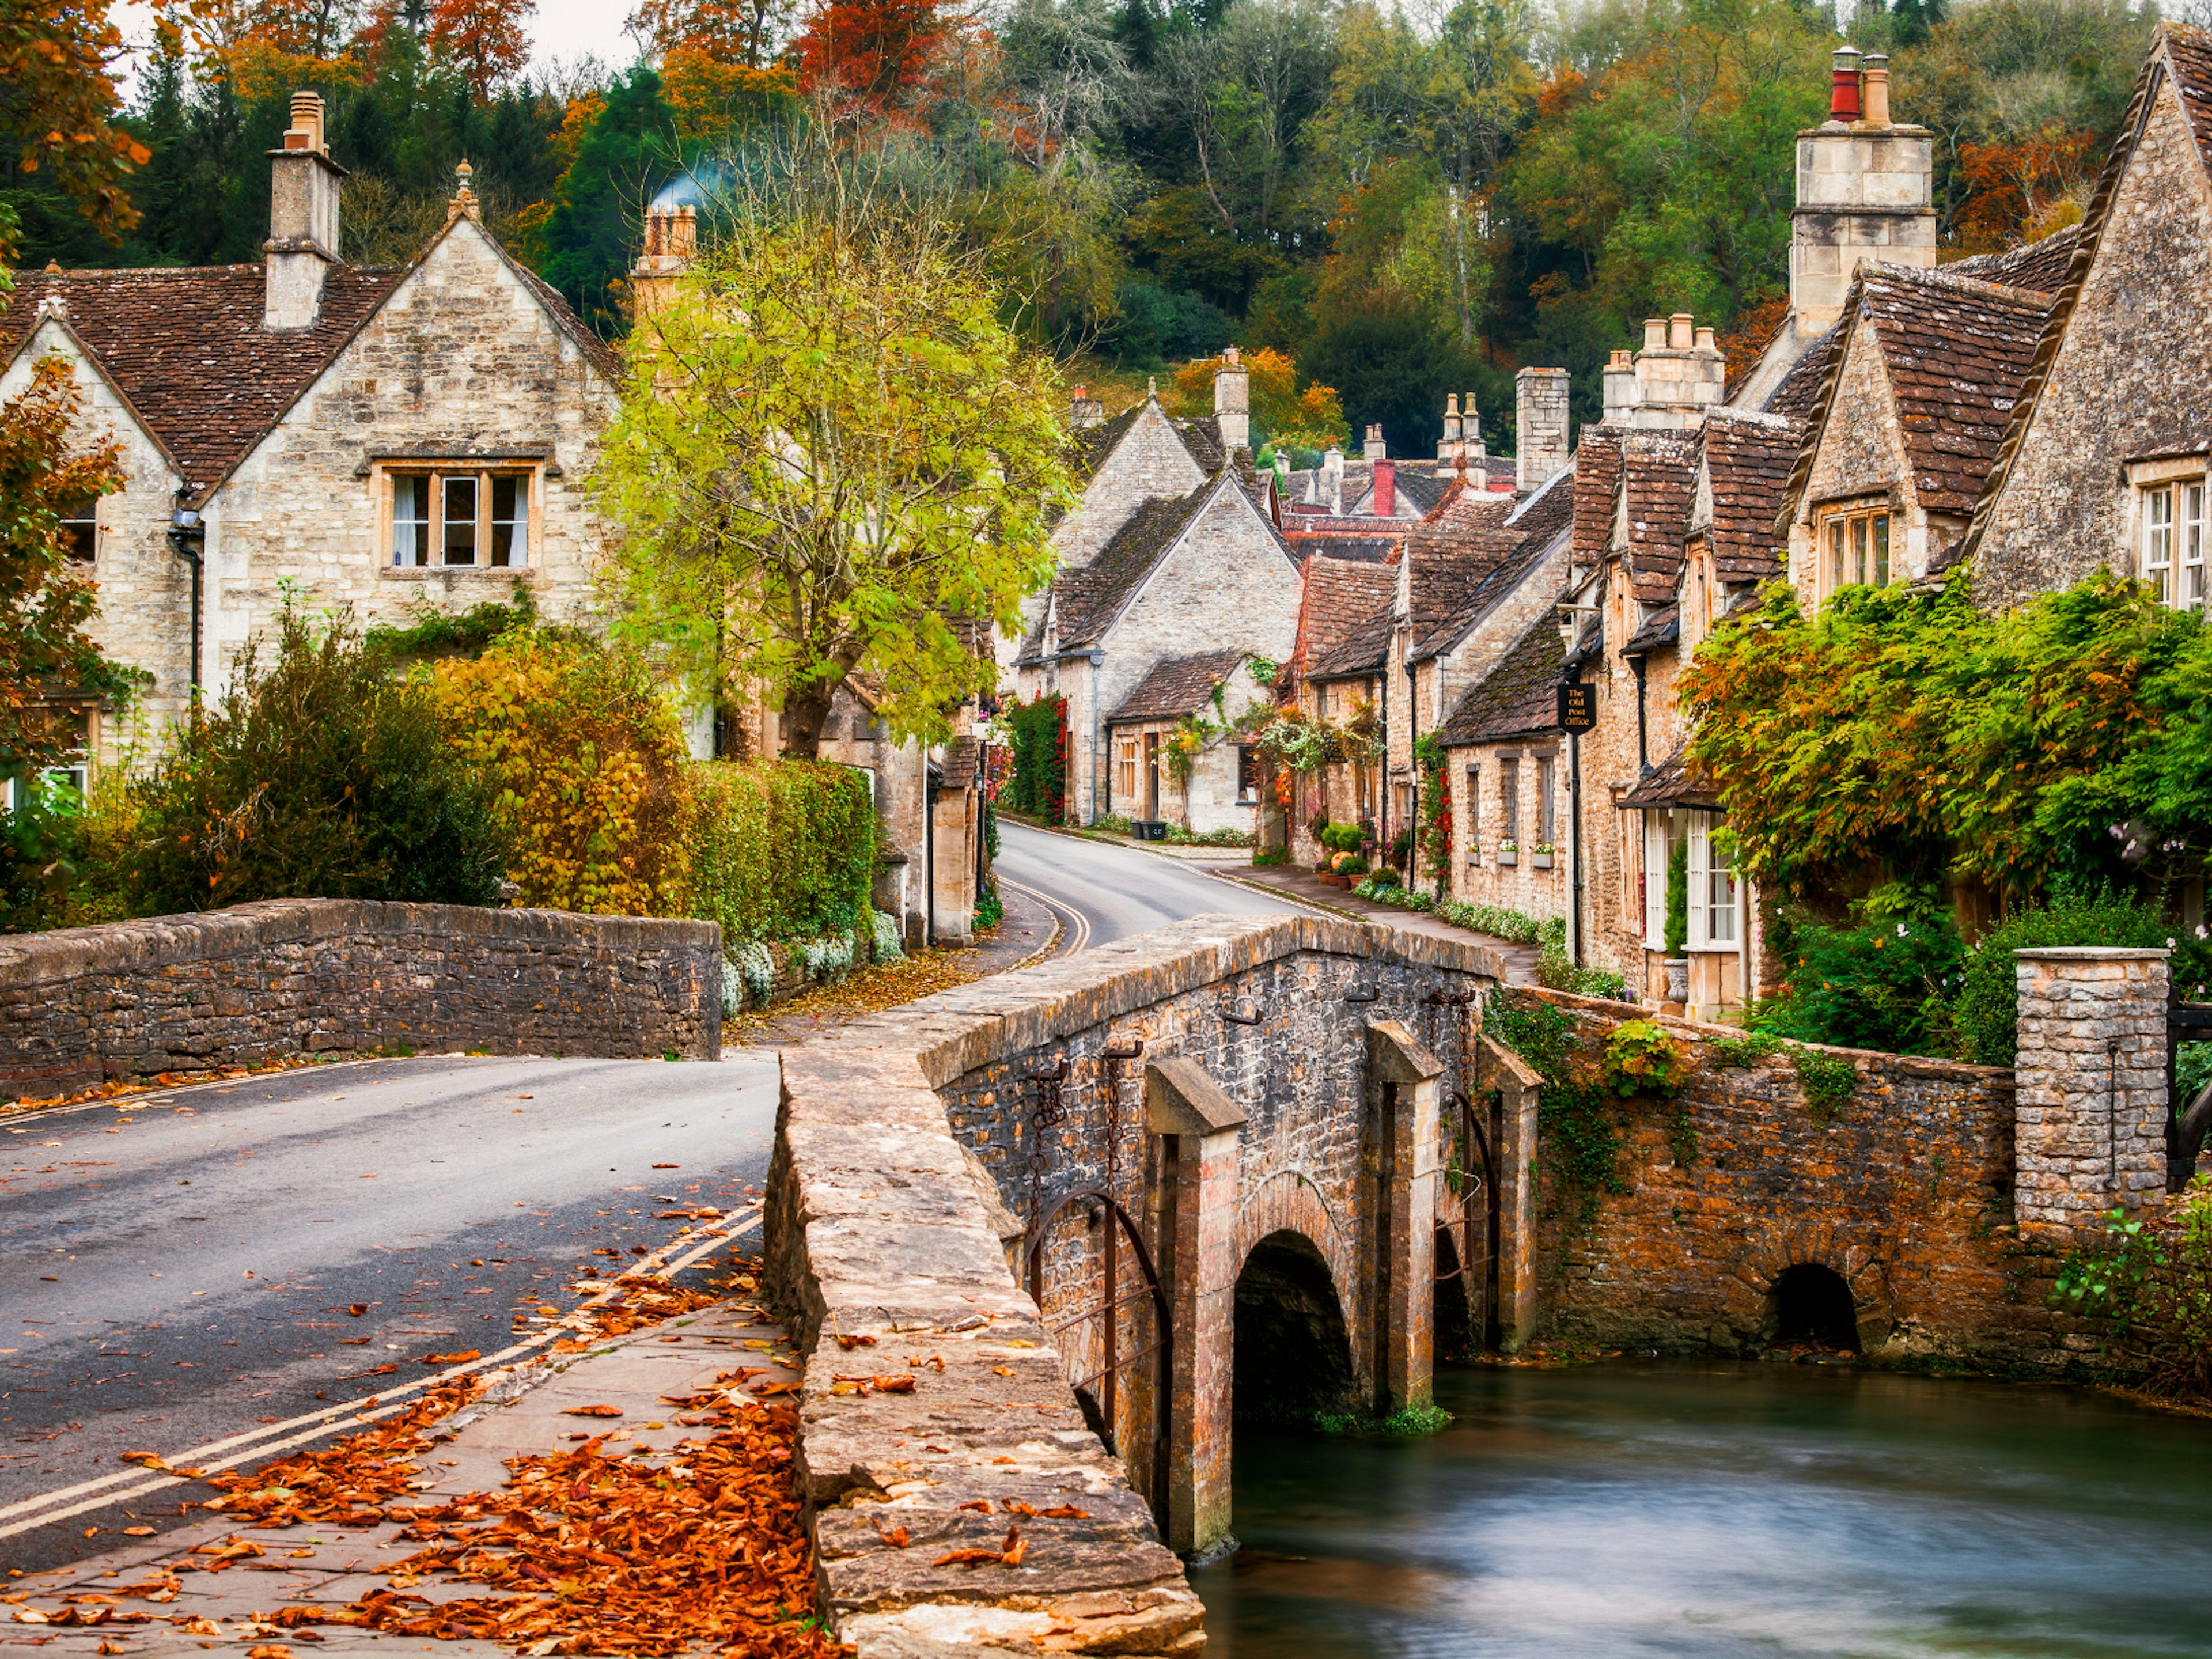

{"left": 533, "top": 66, "right": 681, "bottom": 336}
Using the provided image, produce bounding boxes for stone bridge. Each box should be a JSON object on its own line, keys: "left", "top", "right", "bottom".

{"left": 768, "top": 914, "right": 1520, "bottom": 1653}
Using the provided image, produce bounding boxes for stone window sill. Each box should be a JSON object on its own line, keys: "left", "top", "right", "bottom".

{"left": 381, "top": 565, "right": 543, "bottom": 583}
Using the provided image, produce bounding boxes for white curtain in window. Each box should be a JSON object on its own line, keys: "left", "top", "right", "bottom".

{"left": 1642, "top": 812, "right": 1666, "bottom": 949}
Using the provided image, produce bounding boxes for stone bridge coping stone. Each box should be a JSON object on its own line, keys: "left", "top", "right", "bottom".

{"left": 767, "top": 913, "right": 1499, "bottom": 1657}
{"left": 0, "top": 897, "right": 719, "bottom": 983}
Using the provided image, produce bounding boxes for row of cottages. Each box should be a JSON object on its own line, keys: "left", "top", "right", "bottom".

{"left": 1003, "top": 357, "right": 1304, "bottom": 835}
{"left": 0, "top": 92, "right": 987, "bottom": 945}
{"left": 1427, "top": 24, "right": 2211, "bottom": 1018}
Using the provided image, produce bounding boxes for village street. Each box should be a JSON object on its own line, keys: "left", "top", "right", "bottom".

{"left": 0, "top": 1054, "right": 778, "bottom": 1571}
{"left": 993, "top": 820, "right": 1300, "bottom": 949}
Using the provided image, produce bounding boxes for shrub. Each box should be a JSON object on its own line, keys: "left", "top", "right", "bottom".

{"left": 1759, "top": 909, "right": 1965, "bottom": 1058}
{"left": 131, "top": 605, "right": 505, "bottom": 914}
{"left": 871, "top": 909, "right": 904, "bottom": 963}
{"left": 0, "top": 772, "right": 132, "bottom": 932}
{"left": 432, "top": 630, "right": 691, "bottom": 916}
{"left": 1603, "top": 1020, "right": 1691, "bottom": 1098}
{"left": 1536, "top": 917, "right": 1630, "bottom": 1001}
{"left": 1094, "top": 812, "right": 1137, "bottom": 836}
{"left": 1664, "top": 841, "right": 1689, "bottom": 956}
{"left": 1433, "top": 897, "right": 1543, "bottom": 945}
{"left": 975, "top": 878, "right": 1004, "bottom": 930}
{"left": 1004, "top": 694, "right": 1067, "bottom": 821}
{"left": 687, "top": 759, "right": 875, "bottom": 944}
{"left": 1165, "top": 824, "right": 1254, "bottom": 847}
{"left": 1321, "top": 822, "right": 1365, "bottom": 854}
{"left": 1367, "top": 865, "right": 1402, "bottom": 889}
{"left": 1953, "top": 883, "right": 2211, "bottom": 1067}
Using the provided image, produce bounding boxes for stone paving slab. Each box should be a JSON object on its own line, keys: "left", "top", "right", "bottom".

{"left": 1, "top": 1299, "right": 805, "bottom": 1658}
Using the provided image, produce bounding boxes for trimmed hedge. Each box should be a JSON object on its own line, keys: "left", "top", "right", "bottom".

{"left": 686, "top": 759, "right": 875, "bottom": 944}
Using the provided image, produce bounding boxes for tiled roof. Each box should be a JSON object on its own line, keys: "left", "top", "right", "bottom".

{"left": 938, "top": 734, "right": 982, "bottom": 791}
{"left": 1855, "top": 262, "right": 2054, "bottom": 515}
{"left": 1410, "top": 464, "right": 1576, "bottom": 662}
{"left": 1431, "top": 613, "right": 1565, "bottom": 747}
{"left": 1617, "top": 745, "right": 1722, "bottom": 809}
{"left": 1571, "top": 427, "right": 1623, "bottom": 566}
{"left": 1071, "top": 404, "right": 1143, "bottom": 482}
{"left": 1946, "top": 223, "right": 2084, "bottom": 298}
{"left": 1172, "top": 417, "right": 1226, "bottom": 474}
{"left": 1292, "top": 557, "right": 1397, "bottom": 684}
{"left": 1620, "top": 601, "right": 1679, "bottom": 658}
{"left": 1287, "top": 535, "right": 1397, "bottom": 563}
{"left": 1622, "top": 431, "right": 1698, "bottom": 604}
{"left": 1108, "top": 650, "right": 1245, "bottom": 724}
{"left": 0, "top": 263, "right": 405, "bottom": 499}
{"left": 1700, "top": 409, "right": 1802, "bottom": 582}
{"left": 2164, "top": 23, "right": 2212, "bottom": 158}
{"left": 1761, "top": 323, "right": 1839, "bottom": 421}
{"left": 1398, "top": 491, "right": 1517, "bottom": 645}
{"left": 1307, "top": 599, "right": 1394, "bottom": 681}
{"left": 1050, "top": 485, "right": 1211, "bottom": 651}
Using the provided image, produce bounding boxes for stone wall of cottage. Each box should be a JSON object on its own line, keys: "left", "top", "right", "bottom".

{"left": 1446, "top": 737, "right": 1573, "bottom": 921}
{"left": 1785, "top": 316, "right": 1918, "bottom": 597}
{"left": 1, "top": 325, "right": 194, "bottom": 772}
{"left": 205, "top": 218, "right": 616, "bottom": 691}
{"left": 1972, "top": 79, "right": 2212, "bottom": 608}
{"left": 1067, "top": 488, "right": 1298, "bottom": 824}
{"left": 1508, "top": 988, "right": 2115, "bottom": 1371}
{"left": 1060, "top": 403, "right": 1207, "bottom": 570}
{"left": 0, "top": 899, "right": 721, "bottom": 1099}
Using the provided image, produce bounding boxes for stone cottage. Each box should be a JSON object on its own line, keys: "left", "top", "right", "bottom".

{"left": 1103, "top": 650, "right": 1270, "bottom": 833}
{"left": 0, "top": 93, "right": 619, "bottom": 777}
{"left": 1009, "top": 358, "right": 1301, "bottom": 831}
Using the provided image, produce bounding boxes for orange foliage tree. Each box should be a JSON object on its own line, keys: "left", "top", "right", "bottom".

{"left": 0, "top": 0, "right": 151, "bottom": 251}
{"left": 790, "top": 0, "right": 955, "bottom": 116}
{"left": 1955, "top": 127, "right": 2098, "bottom": 251}
{"left": 628, "top": 0, "right": 793, "bottom": 69}
{"left": 1173, "top": 349, "right": 1347, "bottom": 453}
{"left": 426, "top": 0, "right": 535, "bottom": 97}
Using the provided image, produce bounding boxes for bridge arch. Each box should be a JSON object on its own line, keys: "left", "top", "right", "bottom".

{"left": 1233, "top": 1228, "right": 1357, "bottom": 1425}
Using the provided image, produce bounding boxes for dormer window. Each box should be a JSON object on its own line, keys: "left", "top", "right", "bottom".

{"left": 2138, "top": 471, "right": 2206, "bottom": 612}
{"left": 1821, "top": 507, "right": 1889, "bottom": 594}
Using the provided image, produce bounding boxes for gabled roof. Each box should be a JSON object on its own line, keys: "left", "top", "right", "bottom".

{"left": 1172, "top": 416, "right": 1226, "bottom": 474}
{"left": 0, "top": 263, "right": 405, "bottom": 500}
{"left": 1397, "top": 490, "right": 1518, "bottom": 644}
{"left": 2, "top": 214, "right": 619, "bottom": 507}
{"left": 1292, "top": 556, "right": 1397, "bottom": 684}
{"left": 1410, "top": 464, "right": 1576, "bottom": 662}
{"left": 1761, "top": 323, "right": 1839, "bottom": 421}
{"left": 1072, "top": 404, "right": 1144, "bottom": 482}
{"left": 1961, "top": 24, "right": 2212, "bottom": 567}
{"left": 1946, "top": 222, "right": 2085, "bottom": 298}
{"left": 1571, "top": 428, "right": 1623, "bottom": 566}
{"left": 1699, "top": 409, "right": 1802, "bottom": 583}
{"left": 1432, "top": 613, "right": 1565, "bottom": 748}
{"left": 1620, "top": 601, "right": 1680, "bottom": 658}
{"left": 1622, "top": 431, "right": 1698, "bottom": 604}
{"left": 1050, "top": 484, "right": 1212, "bottom": 652}
{"left": 1109, "top": 650, "right": 1246, "bottom": 724}
{"left": 1307, "top": 598, "right": 1395, "bottom": 681}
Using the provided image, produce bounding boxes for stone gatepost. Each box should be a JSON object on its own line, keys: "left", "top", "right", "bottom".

{"left": 2013, "top": 946, "right": 2169, "bottom": 1243}
{"left": 1366, "top": 1021, "right": 1443, "bottom": 1416}
{"left": 1145, "top": 1055, "right": 1245, "bottom": 1562}
{"left": 1478, "top": 1033, "right": 1543, "bottom": 1351}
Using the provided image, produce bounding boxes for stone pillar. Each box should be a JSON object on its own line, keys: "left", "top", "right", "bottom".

{"left": 929, "top": 786, "right": 975, "bottom": 944}
{"left": 1366, "top": 1021, "right": 1442, "bottom": 1415}
{"left": 1478, "top": 1033, "right": 1543, "bottom": 1350}
{"left": 2013, "top": 947, "right": 2169, "bottom": 1243}
{"left": 1145, "top": 1055, "right": 1245, "bottom": 1561}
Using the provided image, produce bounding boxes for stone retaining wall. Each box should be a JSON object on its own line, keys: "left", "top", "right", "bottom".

{"left": 0, "top": 900, "right": 722, "bottom": 1097}
{"left": 767, "top": 914, "right": 1501, "bottom": 1655}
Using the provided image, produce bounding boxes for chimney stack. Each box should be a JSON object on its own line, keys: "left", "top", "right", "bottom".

{"left": 1363, "top": 423, "right": 1386, "bottom": 460}
{"left": 1439, "top": 394, "right": 1463, "bottom": 474}
{"left": 264, "top": 90, "right": 344, "bottom": 332}
{"left": 1069, "top": 383, "right": 1104, "bottom": 430}
{"left": 1599, "top": 321, "right": 1722, "bottom": 431}
{"left": 631, "top": 203, "right": 698, "bottom": 325}
{"left": 1789, "top": 44, "right": 1934, "bottom": 331}
{"left": 1323, "top": 447, "right": 1344, "bottom": 516}
{"left": 1214, "top": 345, "right": 1250, "bottom": 453}
{"left": 1373, "top": 457, "right": 1395, "bottom": 518}
{"left": 1515, "top": 366, "right": 1571, "bottom": 490}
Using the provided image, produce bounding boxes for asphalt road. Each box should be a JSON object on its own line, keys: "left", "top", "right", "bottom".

{"left": 993, "top": 820, "right": 1300, "bottom": 950}
{"left": 0, "top": 1051, "right": 778, "bottom": 1573}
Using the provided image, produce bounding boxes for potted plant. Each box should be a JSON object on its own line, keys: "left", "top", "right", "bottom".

{"left": 1664, "top": 840, "right": 1690, "bottom": 1003}
{"left": 1497, "top": 839, "right": 1519, "bottom": 867}
{"left": 1532, "top": 842, "right": 1556, "bottom": 869}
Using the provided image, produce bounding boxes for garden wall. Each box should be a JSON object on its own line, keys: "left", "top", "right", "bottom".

{"left": 1504, "top": 987, "right": 2104, "bottom": 1371}
{"left": 0, "top": 899, "right": 722, "bottom": 1098}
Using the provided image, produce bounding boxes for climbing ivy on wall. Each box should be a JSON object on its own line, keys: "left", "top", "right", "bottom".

{"left": 1483, "top": 994, "right": 1627, "bottom": 1229}
{"left": 1003, "top": 692, "right": 1067, "bottom": 822}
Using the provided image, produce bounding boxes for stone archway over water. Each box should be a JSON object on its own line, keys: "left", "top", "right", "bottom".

{"left": 1771, "top": 1263, "right": 1861, "bottom": 1351}
{"left": 1233, "top": 1229, "right": 1357, "bottom": 1426}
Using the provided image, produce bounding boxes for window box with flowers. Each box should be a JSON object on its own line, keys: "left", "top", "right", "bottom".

{"left": 1532, "top": 843, "right": 1555, "bottom": 869}
{"left": 1497, "top": 839, "right": 1518, "bottom": 867}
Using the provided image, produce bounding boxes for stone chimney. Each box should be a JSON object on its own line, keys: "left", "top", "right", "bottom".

{"left": 264, "top": 90, "right": 344, "bottom": 333}
{"left": 1599, "top": 319, "right": 1724, "bottom": 431}
{"left": 1323, "top": 447, "right": 1344, "bottom": 516}
{"left": 1789, "top": 44, "right": 1934, "bottom": 332}
{"left": 1515, "top": 366, "right": 1571, "bottom": 488}
{"left": 631, "top": 203, "right": 698, "bottom": 324}
{"left": 1372, "top": 458, "right": 1395, "bottom": 518}
{"left": 1363, "top": 424, "right": 1387, "bottom": 460}
{"left": 1439, "top": 395, "right": 1464, "bottom": 473}
{"left": 1214, "top": 346, "right": 1250, "bottom": 453}
{"left": 1068, "top": 383, "right": 1104, "bottom": 430}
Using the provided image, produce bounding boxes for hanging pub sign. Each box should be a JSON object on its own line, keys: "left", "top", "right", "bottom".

{"left": 1556, "top": 681, "right": 1597, "bottom": 734}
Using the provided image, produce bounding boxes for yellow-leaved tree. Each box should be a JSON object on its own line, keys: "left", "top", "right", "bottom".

{"left": 431, "top": 632, "right": 695, "bottom": 915}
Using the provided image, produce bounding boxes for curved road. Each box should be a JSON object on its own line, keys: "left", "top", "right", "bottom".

{"left": 1, "top": 1052, "right": 778, "bottom": 1573}
{"left": 994, "top": 820, "right": 1303, "bottom": 951}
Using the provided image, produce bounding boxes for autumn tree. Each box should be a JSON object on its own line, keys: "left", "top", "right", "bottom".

{"left": 0, "top": 0, "right": 153, "bottom": 257}
{"left": 595, "top": 200, "right": 1074, "bottom": 757}
{"left": 630, "top": 0, "right": 794, "bottom": 69}
{"left": 791, "top": 0, "right": 956, "bottom": 116}
{"left": 426, "top": 0, "right": 536, "bottom": 97}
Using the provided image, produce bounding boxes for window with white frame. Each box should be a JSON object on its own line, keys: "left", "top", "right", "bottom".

{"left": 2139, "top": 473, "right": 2207, "bottom": 612}
{"left": 4, "top": 764, "right": 88, "bottom": 812}
{"left": 59, "top": 498, "right": 97, "bottom": 564}
{"left": 1464, "top": 763, "right": 1480, "bottom": 858}
{"left": 388, "top": 467, "right": 532, "bottom": 567}
{"left": 1642, "top": 811, "right": 1669, "bottom": 948}
{"left": 1688, "top": 813, "right": 1737, "bottom": 946}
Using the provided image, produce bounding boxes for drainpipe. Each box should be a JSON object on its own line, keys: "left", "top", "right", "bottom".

{"left": 166, "top": 509, "right": 205, "bottom": 702}
{"left": 1088, "top": 649, "right": 1105, "bottom": 827}
{"left": 1403, "top": 655, "right": 1420, "bottom": 889}
{"left": 1377, "top": 658, "right": 1389, "bottom": 856}
{"left": 1629, "top": 654, "right": 1649, "bottom": 774}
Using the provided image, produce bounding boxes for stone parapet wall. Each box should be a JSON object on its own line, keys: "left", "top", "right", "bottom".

{"left": 0, "top": 900, "right": 721, "bottom": 1097}
{"left": 2013, "top": 947, "right": 2170, "bottom": 1241}
{"left": 1503, "top": 987, "right": 2108, "bottom": 1370}
{"left": 767, "top": 914, "right": 1500, "bottom": 1654}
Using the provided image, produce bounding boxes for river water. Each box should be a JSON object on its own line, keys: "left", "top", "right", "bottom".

{"left": 1188, "top": 1361, "right": 2212, "bottom": 1658}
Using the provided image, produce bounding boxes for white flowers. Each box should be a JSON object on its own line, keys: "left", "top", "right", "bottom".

{"left": 1896, "top": 923, "right": 1909, "bottom": 937}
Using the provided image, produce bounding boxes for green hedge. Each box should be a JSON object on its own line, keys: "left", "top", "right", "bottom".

{"left": 1005, "top": 694, "right": 1066, "bottom": 821}
{"left": 685, "top": 759, "right": 875, "bottom": 944}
